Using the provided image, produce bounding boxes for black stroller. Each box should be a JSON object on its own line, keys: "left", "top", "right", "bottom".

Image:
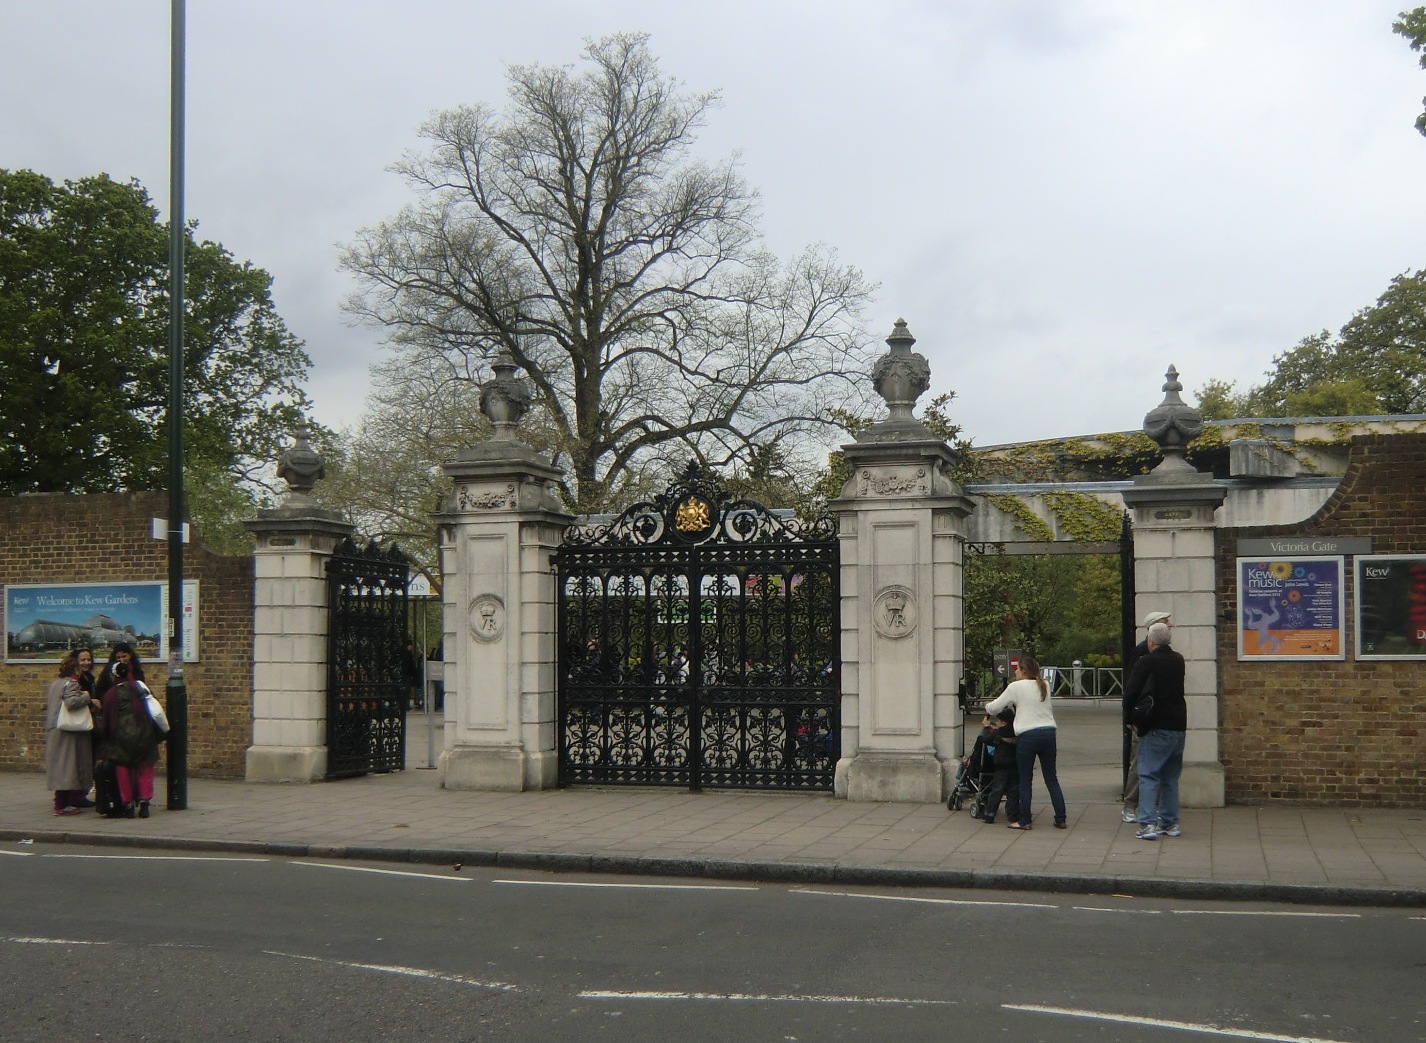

{"left": 946, "top": 723, "right": 997, "bottom": 815}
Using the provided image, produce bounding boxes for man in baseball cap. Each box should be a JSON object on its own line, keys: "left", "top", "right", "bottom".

{"left": 1141, "top": 610, "right": 1172, "bottom": 629}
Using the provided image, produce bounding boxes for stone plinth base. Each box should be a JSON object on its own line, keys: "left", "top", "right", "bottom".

{"left": 837, "top": 752, "right": 943, "bottom": 803}
{"left": 1179, "top": 761, "right": 1226, "bottom": 808}
{"left": 245, "top": 746, "right": 325, "bottom": 783}
{"left": 439, "top": 744, "right": 557, "bottom": 792}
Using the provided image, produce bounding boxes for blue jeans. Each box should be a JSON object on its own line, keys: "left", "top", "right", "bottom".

{"left": 1137, "top": 729, "right": 1185, "bottom": 829}
{"left": 1015, "top": 727, "right": 1066, "bottom": 827}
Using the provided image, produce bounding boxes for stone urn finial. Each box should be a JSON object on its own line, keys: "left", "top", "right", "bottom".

{"left": 1142, "top": 364, "right": 1204, "bottom": 473}
{"left": 480, "top": 347, "right": 534, "bottom": 441}
{"left": 871, "top": 318, "right": 931, "bottom": 427}
{"left": 276, "top": 420, "right": 324, "bottom": 503}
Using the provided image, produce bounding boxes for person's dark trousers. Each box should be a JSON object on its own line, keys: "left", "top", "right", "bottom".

{"left": 983, "top": 765, "right": 1019, "bottom": 822}
{"left": 1014, "top": 726, "right": 1068, "bottom": 827}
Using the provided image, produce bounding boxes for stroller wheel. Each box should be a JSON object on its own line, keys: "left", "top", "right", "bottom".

{"left": 948, "top": 791, "right": 963, "bottom": 811}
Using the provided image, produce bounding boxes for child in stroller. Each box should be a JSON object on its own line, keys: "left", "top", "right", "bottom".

{"left": 973, "top": 705, "right": 1019, "bottom": 825}
{"left": 947, "top": 715, "right": 998, "bottom": 813}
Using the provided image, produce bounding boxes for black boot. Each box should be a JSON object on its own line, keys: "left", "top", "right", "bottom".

{"left": 123, "top": 803, "right": 136, "bottom": 819}
{"left": 139, "top": 801, "right": 150, "bottom": 819}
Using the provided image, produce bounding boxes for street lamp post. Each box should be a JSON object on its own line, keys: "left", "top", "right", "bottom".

{"left": 166, "top": 0, "right": 189, "bottom": 810}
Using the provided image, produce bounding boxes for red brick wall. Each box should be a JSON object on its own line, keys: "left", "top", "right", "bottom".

{"left": 1217, "top": 433, "right": 1426, "bottom": 806}
{"left": 1, "top": 492, "right": 252, "bottom": 778}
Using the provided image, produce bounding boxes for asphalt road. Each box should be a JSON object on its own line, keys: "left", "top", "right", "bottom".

{"left": 2, "top": 844, "right": 1423, "bottom": 1042}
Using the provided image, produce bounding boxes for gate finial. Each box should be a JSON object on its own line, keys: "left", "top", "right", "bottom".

{"left": 1142, "top": 364, "right": 1204, "bottom": 474}
{"left": 480, "top": 348, "right": 534, "bottom": 441}
{"left": 276, "top": 419, "right": 325, "bottom": 505}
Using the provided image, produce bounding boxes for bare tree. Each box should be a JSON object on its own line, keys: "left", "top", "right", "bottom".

{"left": 341, "top": 32, "right": 877, "bottom": 513}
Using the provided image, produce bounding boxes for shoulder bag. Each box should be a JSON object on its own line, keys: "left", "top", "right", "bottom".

{"left": 57, "top": 699, "right": 93, "bottom": 733}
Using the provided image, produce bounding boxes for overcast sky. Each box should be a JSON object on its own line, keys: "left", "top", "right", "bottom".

{"left": 6, "top": 1, "right": 1426, "bottom": 451}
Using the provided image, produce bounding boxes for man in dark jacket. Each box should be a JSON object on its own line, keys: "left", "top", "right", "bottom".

{"left": 1122, "top": 621, "right": 1186, "bottom": 840}
{"left": 1122, "top": 610, "right": 1171, "bottom": 822}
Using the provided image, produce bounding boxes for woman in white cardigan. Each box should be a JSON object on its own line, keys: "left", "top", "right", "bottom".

{"left": 985, "top": 656, "right": 1068, "bottom": 830}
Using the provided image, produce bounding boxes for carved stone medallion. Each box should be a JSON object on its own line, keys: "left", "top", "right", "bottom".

{"left": 468, "top": 593, "right": 506, "bottom": 642}
{"left": 872, "top": 584, "right": 917, "bottom": 639}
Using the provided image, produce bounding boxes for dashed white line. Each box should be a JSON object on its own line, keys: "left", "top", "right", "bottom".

{"left": 43, "top": 854, "right": 268, "bottom": 862}
{"left": 1071, "top": 906, "right": 1164, "bottom": 915}
{"left": 3, "top": 937, "right": 111, "bottom": 945}
{"left": 0, "top": 849, "right": 34, "bottom": 857}
{"left": 493, "top": 879, "right": 757, "bottom": 891}
{"left": 289, "top": 861, "right": 471, "bottom": 882}
{"left": 1171, "top": 910, "right": 1360, "bottom": 919}
{"left": 581, "top": 989, "right": 955, "bottom": 1006}
{"left": 265, "top": 950, "right": 521, "bottom": 991}
{"left": 1005, "top": 1003, "right": 1353, "bottom": 1043}
{"left": 792, "top": 887, "right": 1055, "bottom": 909}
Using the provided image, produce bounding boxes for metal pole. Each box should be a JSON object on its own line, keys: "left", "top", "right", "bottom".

{"left": 423, "top": 601, "right": 435, "bottom": 769}
{"left": 165, "top": 0, "right": 189, "bottom": 810}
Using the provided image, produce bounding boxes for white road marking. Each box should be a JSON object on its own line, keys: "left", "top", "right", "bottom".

{"left": 0, "top": 849, "right": 34, "bottom": 857}
{"left": 1071, "top": 906, "right": 1163, "bottom": 915}
{"left": 289, "top": 861, "right": 471, "bottom": 882}
{"left": 1172, "top": 910, "right": 1360, "bottom": 919}
{"left": 493, "top": 879, "right": 758, "bottom": 891}
{"left": 265, "top": 950, "right": 520, "bottom": 991}
{"left": 792, "top": 887, "right": 1055, "bottom": 909}
{"left": 44, "top": 854, "right": 268, "bottom": 862}
{"left": 581, "top": 989, "right": 955, "bottom": 1006}
{"left": 1006, "top": 1003, "right": 1354, "bottom": 1043}
{"left": 3, "top": 937, "right": 111, "bottom": 945}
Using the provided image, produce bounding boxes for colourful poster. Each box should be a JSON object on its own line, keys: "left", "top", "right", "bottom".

{"left": 1356, "top": 555, "right": 1426, "bottom": 660}
{"left": 1236, "top": 556, "right": 1345, "bottom": 660}
{"left": 5, "top": 581, "right": 199, "bottom": 663}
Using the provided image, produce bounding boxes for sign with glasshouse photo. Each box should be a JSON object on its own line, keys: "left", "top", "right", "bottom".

{"left": 5, "top": 581, "right": 199, "bottom": 663}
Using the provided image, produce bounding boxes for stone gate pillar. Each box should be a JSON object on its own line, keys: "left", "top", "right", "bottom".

{"left": 1121, "top": 366, "right": 1227, "bottom": 807}
{"left": 243, "top": 424, "right": 354, "bottom": 782}
{"left": 434, "top": 350, "right": 572, "bottom": 791}
{"left": 831, "top": 321, "right": 974, "bottom": 802}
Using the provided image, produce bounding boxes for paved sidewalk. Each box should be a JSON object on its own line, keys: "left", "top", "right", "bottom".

{"left": 4, "top": 704, "right": 1423, "bottom": 906}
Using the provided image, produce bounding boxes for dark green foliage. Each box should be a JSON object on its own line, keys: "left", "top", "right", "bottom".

{"left": 1395, "top": 7, "right": 1426, "bottom": 136}
{"left": 0, "top": 169, "right": 314, "bottom": 544}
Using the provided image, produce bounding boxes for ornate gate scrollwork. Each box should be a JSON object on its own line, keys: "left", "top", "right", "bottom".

{"left": 556, "top": 462, "right": 840, "bottom": 792}
{"left": 326, "top": 537, "right": 410, "bottom": 778}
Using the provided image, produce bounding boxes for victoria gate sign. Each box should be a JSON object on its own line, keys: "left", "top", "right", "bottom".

{"left": 555, "top": 464, "right": 840, "bottom": 791}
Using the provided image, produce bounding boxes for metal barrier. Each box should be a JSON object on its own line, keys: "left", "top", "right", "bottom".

{"left": 1046, "top": 665, "right": 1122, "bottom": 700}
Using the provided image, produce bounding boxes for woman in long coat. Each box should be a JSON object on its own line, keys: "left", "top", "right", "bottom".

{"left": 44, "top": 651, "right": 96, "bottom": 815}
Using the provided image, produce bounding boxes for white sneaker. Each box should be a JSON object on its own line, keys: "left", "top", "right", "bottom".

{"left": 1135, "top": 824, "right": 1159, "bottom": 841}
{"left": 1121, "top": 808, "right": 1136, "bottom": 823}
{"left": 1161, "top": 824, "right": 1181, "bottom": 837}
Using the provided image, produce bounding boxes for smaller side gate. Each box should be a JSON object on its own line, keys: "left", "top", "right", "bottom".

{"left": 325, "top": 538, "right": 410, "bottom": 778}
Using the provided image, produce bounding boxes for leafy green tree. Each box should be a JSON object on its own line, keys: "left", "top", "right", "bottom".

{"left": 0, "top": 169, "right": 314, "bottom": 546}
{"left": 1395, "top": 7, "right": 1426, "bottom": 135}
{"left": 342, "top": 33, "right": 876, "bottom": 515}
{"left": 1196, "top": 269, "right": 1426, "bottom": 420}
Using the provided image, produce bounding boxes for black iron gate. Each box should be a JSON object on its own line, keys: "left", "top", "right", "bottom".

{"left": 555, "top": 463, "right": 840, "bottom": 791}
{"left": 326, "top": 537, "right": 410, "bottom": 778}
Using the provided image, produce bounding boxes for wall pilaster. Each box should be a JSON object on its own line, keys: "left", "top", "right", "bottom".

{"left": 242, "top": 507, "right": 353, "bottom": 782}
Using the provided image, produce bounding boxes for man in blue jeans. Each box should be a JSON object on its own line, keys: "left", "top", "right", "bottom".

{"left": 1122, "top": 621, "right": 1186, "bottom": 840}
